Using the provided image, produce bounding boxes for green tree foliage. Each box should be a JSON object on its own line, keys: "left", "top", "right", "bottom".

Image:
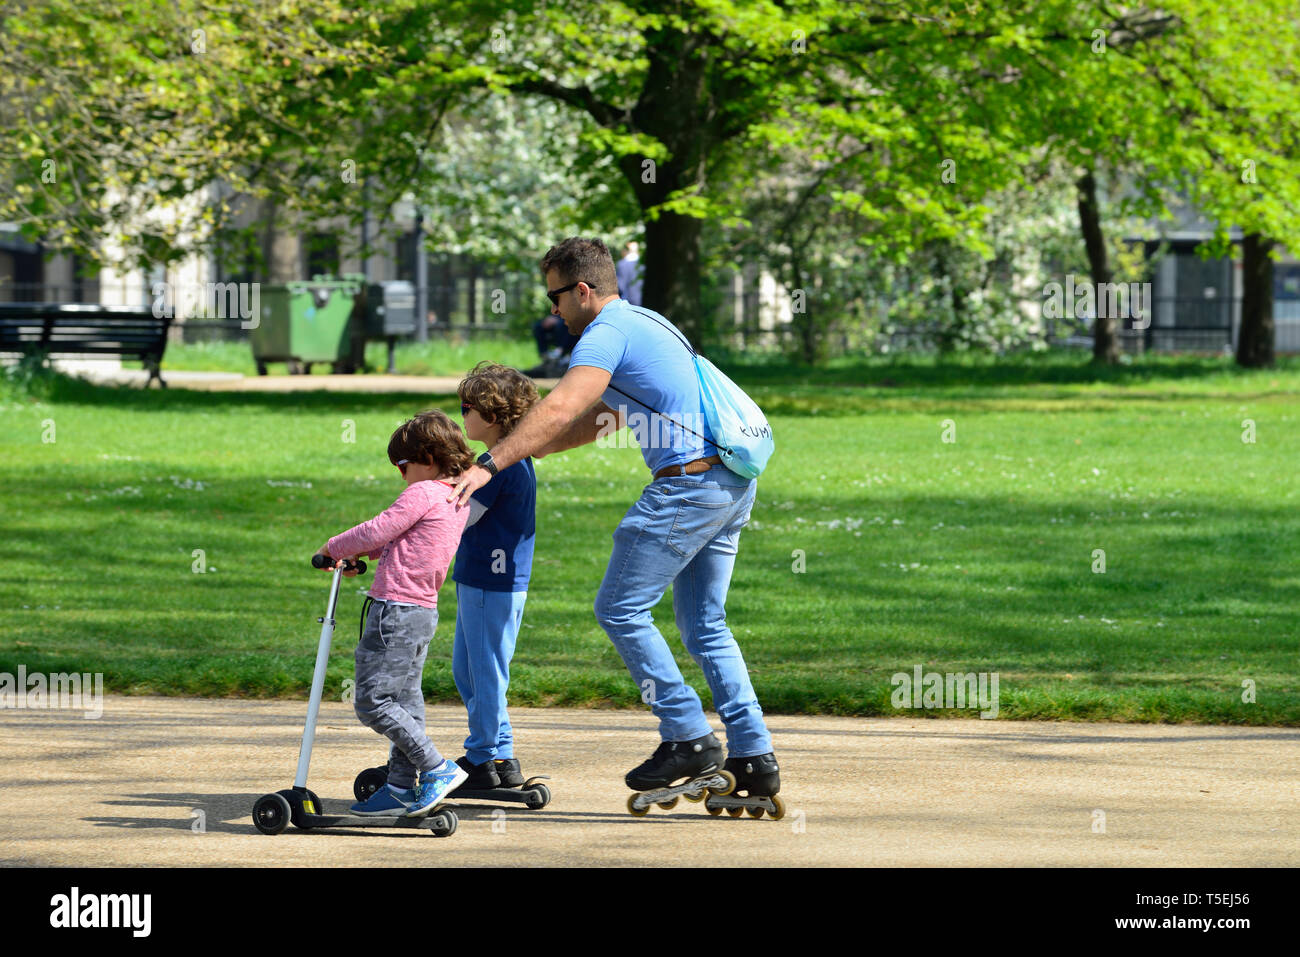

{"left": 4, "top": 0, "right": 1297, "bottom": 365}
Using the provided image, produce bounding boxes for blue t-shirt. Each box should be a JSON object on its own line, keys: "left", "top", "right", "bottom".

{"left": 452, "top": 457, "right": 535, "bottom": 593}
{"left": 567, "top": 299, "right": 715, "bottom": 475}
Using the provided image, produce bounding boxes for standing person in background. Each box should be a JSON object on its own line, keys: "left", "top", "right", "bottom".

{"left": 616, "top": 240, "right": 644, "bottom": 306}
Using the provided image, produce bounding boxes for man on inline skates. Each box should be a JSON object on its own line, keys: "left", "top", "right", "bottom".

{"left": 447, "top": 237, "right": 780, "bottom": 816}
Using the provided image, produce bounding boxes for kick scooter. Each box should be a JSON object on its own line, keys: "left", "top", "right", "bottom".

{"left": 251, "top": 555, "right": 458, "bottom": 838}
{"left": 353, "top": 760, "right": 552, "bottom": 810}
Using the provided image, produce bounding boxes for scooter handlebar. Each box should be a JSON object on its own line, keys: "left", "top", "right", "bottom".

{"left": 312, "top": 554, "right": 367, "bottom": 574}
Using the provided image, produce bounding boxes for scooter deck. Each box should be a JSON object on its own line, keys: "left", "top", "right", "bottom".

{"left": 299, "top": 810, "right": 446, "bottom": 829}
{"left": 448, "top": 775, "right": 551, "bottom": 809}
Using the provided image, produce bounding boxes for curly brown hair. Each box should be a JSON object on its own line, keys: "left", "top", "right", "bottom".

{"left": 387, "top": 409, "right": 475, "bottom": 479}
{"left": 457, "top": 361, "right": 540, "bottom": 438}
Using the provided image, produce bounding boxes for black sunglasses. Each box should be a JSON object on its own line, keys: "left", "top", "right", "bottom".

{"left": 546, "top": 280, "right": 595, "bottom": 306}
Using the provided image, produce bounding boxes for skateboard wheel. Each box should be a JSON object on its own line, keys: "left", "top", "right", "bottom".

{"left": 253, "top": 793, "right": 292, "bottom": 835}
{"left": 768, "top": 795, "right": 786, "bottom": 821}
{"left": 627, "top": 793, "right": 650, "bottom": 817}
{"left": 726, "top": 806, "right": 744, "bottom": 818}
{"left": 657, "top": 797, "right": 679, "bottom": 810}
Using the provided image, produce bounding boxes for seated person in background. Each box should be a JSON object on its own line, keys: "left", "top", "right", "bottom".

{"left": 525, "top": 313, "right": 579, "bottom": 378}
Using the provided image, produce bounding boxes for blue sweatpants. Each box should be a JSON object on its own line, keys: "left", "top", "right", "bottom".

{"left": 452, "top": 583, "right": 527, "bottom": 766}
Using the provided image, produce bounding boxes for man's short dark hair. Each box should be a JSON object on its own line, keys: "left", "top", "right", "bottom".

{"left": 540, "top": 237, "right": 619, "bottom": 297}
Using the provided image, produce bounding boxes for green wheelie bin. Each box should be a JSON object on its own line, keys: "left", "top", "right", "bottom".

{"left": 250, "top": 275, "right": 365, "bottom": 375}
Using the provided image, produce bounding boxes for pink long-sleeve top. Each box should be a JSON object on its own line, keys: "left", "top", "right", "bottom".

{"left": 326, "top": 479, "right": 469, "bottom": 609}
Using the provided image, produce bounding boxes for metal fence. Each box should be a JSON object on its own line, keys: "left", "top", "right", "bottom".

{"left": 6, "top": 281, "right": 1299, "bottom": 353}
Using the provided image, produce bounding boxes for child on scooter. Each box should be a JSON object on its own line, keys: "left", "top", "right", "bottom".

{"left": 315, "top": 409, "right": 473, "bottom": 817}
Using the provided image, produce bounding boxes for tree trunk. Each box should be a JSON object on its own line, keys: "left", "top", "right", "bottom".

{"left": 262, "top": 199, "right": 301, "bottom": 283}
{"left": 787, "top": 256, "right": 815, "bottom": 363}
{"left": 1076, "top": 169, "right": 1118, "bottom": 364}
{"left": 640, "top": 209, "right": 703, "bottom": 344}
{"left": 619, "top": 28, "right": 710, "bottom": 344}
{"left": 1237, "top": 232, "right": 1275, "bottom": 368}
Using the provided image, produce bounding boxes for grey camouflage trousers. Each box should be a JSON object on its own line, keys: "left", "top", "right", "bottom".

{"left": 353, "top": 598, "right": 445, "bottom": 789}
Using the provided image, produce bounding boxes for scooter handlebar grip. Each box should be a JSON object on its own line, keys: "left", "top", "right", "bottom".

{"left": 311, "top": 554, "right": 367, "bottom": 574}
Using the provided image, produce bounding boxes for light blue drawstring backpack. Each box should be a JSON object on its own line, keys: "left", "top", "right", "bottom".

{"left": 605, "top": 308, "right": 774, "bottom": 479}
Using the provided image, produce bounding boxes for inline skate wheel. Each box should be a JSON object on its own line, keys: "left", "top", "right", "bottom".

{"left": 524, "top": 784, "right": 551, "bottom": 810}
{"left": 684, "top": 788, "right": 707, "bottom": 803}
{"left": 657, "top": 797, "right": 679, "bottom": 810}
{"left": 707, "top": 770, "right": 736, "bottom": 796}
{"left": 726, "top": 807, "right": 744, "bottom": 818}
{"left": 767, "top": 795, "right": 787, "bottom": 821}
{"left": 706, "top": 805, "right": 723, "bottom": 816}
{"left": 627, "top": 793, "right": 650, "bottom": 817}
{"left": 746, "top": 806, "right": 765, "bottom": 819}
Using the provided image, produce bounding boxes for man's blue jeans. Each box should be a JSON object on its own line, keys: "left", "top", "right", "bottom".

{"left": 594, "top": 464, "right": 772, "bottom": 757}
{"left": 452, "top": 583, "right": 527, "bottom": 766}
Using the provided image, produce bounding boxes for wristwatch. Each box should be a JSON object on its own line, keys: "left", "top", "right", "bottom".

{"left": 477, "top": 451, "right": 499, "bottom": 476}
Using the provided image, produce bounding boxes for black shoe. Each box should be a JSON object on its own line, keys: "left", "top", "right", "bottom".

{"left": 454, "top": 756, "right": 501, "bottom": 789}
{"left": 724, "top": 753, "right": 780, "bottom": 797}
{"left": 493, "top": 758, "right": 524, "bottom": 788}
{"left": 625, "top": 733, "right": 723, "bottom": 791}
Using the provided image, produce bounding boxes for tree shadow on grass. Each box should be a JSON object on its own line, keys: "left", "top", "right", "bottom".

{"left": 39, "top": 373, "right": 460, "bottom": 413}
{"left": 715, "top": 350, "right": 1300, "bottom": 390}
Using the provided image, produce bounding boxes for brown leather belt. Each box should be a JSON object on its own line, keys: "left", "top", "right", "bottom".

{"left": 653, "top": 455, "right": 723, "bottom": 479}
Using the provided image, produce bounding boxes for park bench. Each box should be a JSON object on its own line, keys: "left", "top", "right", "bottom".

{"left": 0, "top": 303, "right": 172, "bottom": 387}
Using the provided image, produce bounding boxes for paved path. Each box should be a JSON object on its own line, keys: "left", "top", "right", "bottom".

{"left": 77, "top": 367, "right": 559, "bottom": 394}
{"left": 1, "top": 697, "right": 1295, "bottom": 867}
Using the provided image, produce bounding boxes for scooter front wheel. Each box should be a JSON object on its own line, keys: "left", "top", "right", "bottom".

{"left": 253, "top": 793, "right": 292, "bottom": 835}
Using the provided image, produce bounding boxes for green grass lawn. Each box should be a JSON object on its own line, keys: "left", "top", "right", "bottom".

{"left": 1, "top": 351, "right": 1297, "bottom": 723}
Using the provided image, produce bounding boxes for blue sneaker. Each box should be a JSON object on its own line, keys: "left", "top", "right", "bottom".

{"left": 406, "top": 760, "right": 468, "bottom": 817}
{"left": 350, "top": 784, "right": 415, "bottom": 817}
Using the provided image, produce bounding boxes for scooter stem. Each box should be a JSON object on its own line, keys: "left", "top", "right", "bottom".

{"left": 294, "top": 565, "right": 345, "bottom": 789}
